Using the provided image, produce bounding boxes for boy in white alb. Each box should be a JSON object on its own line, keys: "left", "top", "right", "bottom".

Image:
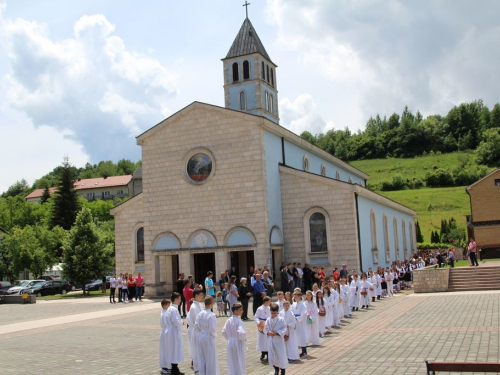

{"left": 166, "top": 292, "right": 185, "bottom": 375}
{"left": 222, "top": 303, "right": 246, "bottom": 375}
{"left": 304, "top": 291, "right": 320, "bottom": 346}
{"left": 340, "top": 278, "right": 351, "bottom": 317}
{"left": 117, "top": 273, "right": 123, "bottom": 302}
{"left": 359, "top": 274, "right": 372, "bottom": 309}
{"left": 350, "top": 275, "right": 360, "bottom": 311}
{"left": 186, "top": 289, "right": 204, "bottom": 373}
{"left": 264, "top": 303, "right": 288, "bottom": 375}
{"left": 255, "top": 296, "right": 272, "bottom": 361}
{"left": 195, "top": 296, "right": 220, "bottom": 375}
{"left": 159, "top": 299, "right": 171, "bottom": 374}
{"left": 292, "top": 291, "right": 308, "bottom": 357}
{"left": 279, "top": 300, "right": 300, "bottom": 361}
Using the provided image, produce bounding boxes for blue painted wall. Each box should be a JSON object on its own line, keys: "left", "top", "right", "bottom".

{"left": 264, "top": 131, "right": 284, "bottom": 235}
{"left": 154, "top": 235, "right": 180, "bottom": 250}
{"left": 357, "top": 195, "right": 415, "bottom": 271}
{"left": 259, "top": 84, "right": 278, "bottom": 124}
{"left": 228, "top": 83, "right": 257, "bottom": 112}
{"left": 283, "top": 139, "right": 365, "bottom": 186}
{"left": 227, "top": 231, "right": 255, "bottom": 246}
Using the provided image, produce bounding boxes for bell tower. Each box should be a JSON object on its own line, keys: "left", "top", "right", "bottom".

{"left": 222, "top": 14, "right": 279, "bottom": 124}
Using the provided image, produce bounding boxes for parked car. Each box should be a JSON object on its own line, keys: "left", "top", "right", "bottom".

{"left": 6, "top": 280, "right": 45, "bottom": 295}
{"left": 85, "top": 277, "right": 111, "bottom": 291}
{"left": 23, "top": 280, "right": 73, "bottom": 297}
{"left": 0, "top": 281, "right": 12, "bottom": 295}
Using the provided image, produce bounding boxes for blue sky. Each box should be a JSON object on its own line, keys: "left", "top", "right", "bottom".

{"left": 0, "top": 0, "right": 499, "bottom": 193}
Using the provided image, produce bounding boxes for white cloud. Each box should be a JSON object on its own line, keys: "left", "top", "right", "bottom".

{"left": 265, "top": 0, "right": 500, "bottom": 131}
{"left": 280, "top": 93, "right": 334, "bottom": 136}
{"left": 0, "top": 9, "right": 179, "bottom": 168}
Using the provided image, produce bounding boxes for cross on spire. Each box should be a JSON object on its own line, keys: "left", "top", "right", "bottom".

{"left": 243, "top": 1, "right": 251, "bottom": 19}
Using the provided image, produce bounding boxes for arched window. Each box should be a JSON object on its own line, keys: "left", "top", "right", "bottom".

{"left": 383, "top": 214, "right": 389, "bottom": 253}
{"left": 261, "top": 61, "right": 265, "bottom": 79}
{"left": 267, "top": 94, "right": 272, "bottom": 113}
{"left": 348, "top": 177, "right": 353, "bottom": 183}
{"left": 309, "top": 212, "right": 327, "bottom": 253}
{"left": 136, "top": 227, "right": 144, "bottom": 262}
{"left": 409, "top": 222, "right": 415, "bottom": 256}
{"left": 271, "top": 68, "right": 274, "bottom": 86}
{"left": 320, "top": 164, "right": 326, "bottom": 176}
{"left": 370, "top": 211, "right": 377, "bottom": 250}
{"left": 393, "top": 217, "right": 399, "bottom": 259}
{"left": 239, "top": 91, "right": 246, "bottom": 110}
{"left": 243, "top": 60, "right": 250, "bottom": 80}
{"left": 402, "top": 220, "right": 407, "bottom": 253}
{"left": 232, "top": 62, "right": 239, "bottom": 82}
{"left": 266, "top": 64, "right": 270, "bottom": 83}
{"left": 336, "top": 171, "right": 341, "bottom": 180}
{"left": 265, "top": 91, "right": 269, "bottom": 111}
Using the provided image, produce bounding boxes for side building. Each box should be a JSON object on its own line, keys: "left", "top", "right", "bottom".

{"left": 466, "top": 169, "right": 500, "bottom": 258}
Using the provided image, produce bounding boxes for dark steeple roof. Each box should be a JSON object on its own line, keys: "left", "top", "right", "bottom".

{"left": 225, "top": 18, "right": 273, "bottom": 63}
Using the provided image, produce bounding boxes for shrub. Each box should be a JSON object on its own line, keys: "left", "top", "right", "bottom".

{"left": 417, "top": 242, "right": 451, "bottom": 250}
{"left": 424, "top": 168, "right": 455, "bottom": 187}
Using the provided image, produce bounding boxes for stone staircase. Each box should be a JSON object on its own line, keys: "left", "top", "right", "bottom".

{"left": 448, "top": 266, "right": 500, "bottom": 292}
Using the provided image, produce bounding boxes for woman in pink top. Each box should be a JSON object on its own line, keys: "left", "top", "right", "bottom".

{"left": 183, "top": 280, "right": 194, "bottom": 312}
{"left": 468, "top": 238, "right": 479, "bottom": 267}
{"left": 135, "top": 272, "right": 144, "bottom": 301}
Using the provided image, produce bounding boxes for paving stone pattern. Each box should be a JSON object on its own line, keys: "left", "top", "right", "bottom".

{"left": 1, "top": 291, "right": 499, "bottom": 374}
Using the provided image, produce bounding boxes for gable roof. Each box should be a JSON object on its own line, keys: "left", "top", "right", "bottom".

{"left": 466, "top": 169, "right": 500, "bottom": 190}
{"left": 25, "top": 175, "right": 132, "bottom": 200}
{"left": 224, "top": 18, "right": 273, "bottom": 63}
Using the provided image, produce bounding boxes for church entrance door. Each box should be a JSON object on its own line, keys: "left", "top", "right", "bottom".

{"left": 230, "top": 250, "right": 255, "bottom": 282}
{"left": 194, "top": 253, "right": 215, "bottom": 293}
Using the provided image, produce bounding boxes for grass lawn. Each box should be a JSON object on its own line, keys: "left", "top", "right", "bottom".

{"left": 349, "top": 151, "right": 477, "bottom": 187}
{"left": 38, "top": 290, "right": 110, "bottom": 300}
{"left": 376, "top": 186, "right": 470, "bottom": 242}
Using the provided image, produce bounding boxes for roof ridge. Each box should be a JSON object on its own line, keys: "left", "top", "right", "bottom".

{"left": 225, "top": 18, "right": 272, "bottom": 62}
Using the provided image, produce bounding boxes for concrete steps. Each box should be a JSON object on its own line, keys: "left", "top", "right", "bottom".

{"left": 448, "top": 266, "right": 500, "bottom": 292}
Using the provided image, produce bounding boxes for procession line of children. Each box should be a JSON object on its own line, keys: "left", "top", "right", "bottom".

{"left": 159, "top": 272, "right": 401, "bottom": 375}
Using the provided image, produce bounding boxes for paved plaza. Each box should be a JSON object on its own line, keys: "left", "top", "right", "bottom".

{"left": 1, "top": 289, "right": 500, "bottom": 375}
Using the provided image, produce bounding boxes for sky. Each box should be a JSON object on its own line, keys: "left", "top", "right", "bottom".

{"left": 0, "top": 0, "right": 499, "bottom": 193}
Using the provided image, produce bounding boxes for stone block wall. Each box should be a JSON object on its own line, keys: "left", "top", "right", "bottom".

{"left": 413, "top": 267, "right": 449, "bottom": 293}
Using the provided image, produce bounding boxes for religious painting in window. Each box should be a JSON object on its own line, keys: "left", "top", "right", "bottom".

{"left": 392, "top": 218, "right": 399, "bottom": 262}
{"left": 303, "top": 155, "right": 309, "bottom": 171}
{"left": 243, "top": 60, "right": 250, "bottom": 80}
{"left": 336, "top": 171, "right": 341, "bottom": 180}
{"left": 309, "top": 213, "right": 327, "bottom": 253}
{"left": 136, "top": 227, "right": 145, "bottom": 262}
{"left": 187, "top": 153, "right": 213, "bottom": 183}
{"left": 232, "top": 62, "right": 239, "bottom": 82}
{"left": 265, "top": 91, "right": 269, "bottom": 111}
{"left": 320, "top": 164, "right": 326, "bottom": 176}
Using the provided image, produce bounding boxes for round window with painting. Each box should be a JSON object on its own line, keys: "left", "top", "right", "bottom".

{"left": 187, "top": 153, "right": 213, "bottom": 183}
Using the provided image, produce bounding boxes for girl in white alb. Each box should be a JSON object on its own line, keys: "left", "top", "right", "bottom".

{"left": 340, "top": 279, "right": 351, "bottom": 317}
{"left": 359, "top": 274, "right": 372, "bottom": 309}
{"left": 304, "top": 291, "right": 320, "bottom": 345}
{"left": 316, "top": 290, "right": 327, "bottom": 338}
{"left": 292, "top": 292, "right": 308, "bottom": 357}
{"left": 323, "top": 286, "right": 333, "bottom": 330}
{"left": 385, "top": 268, "right": 393, "bottom": 297}
{"left": 350, "top": 275, "right": 360, "bottom": 311}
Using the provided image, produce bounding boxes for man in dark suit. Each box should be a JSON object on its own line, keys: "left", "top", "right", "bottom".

{"left": 280, "top": 265, "right": 290, "bottom": 292}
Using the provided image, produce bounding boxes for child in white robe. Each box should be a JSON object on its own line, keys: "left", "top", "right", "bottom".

{"left": 328, "top": 284, "right": 340, "bottom": 327}
{"left": 186, "top": 289, "right": 204, "bottom": 373}
{"left": 340, "top": 278, "right": 351, "bottom": 317}
{"left": 359, "top": 274, "right": 372, "bottom": 309}
{"left": 222, "top": 303, "right": 246, "bottom": 375}
{"left": 255, "top": 296, "right": 272, "bottom": 361}
{"left": 159, "top": 299, "right": 171, "bottom": 374}
{"left": 165, "top": 292, "right": 185, "bottom": 375}
{"left": 304, "top": 291, "right": 320, "bottom": 346}
{"left": 279, "top": 300, "right": 300, "bottom": 361}
{"left": 316, "top": 290, "right": 327, "bottom": 337}
{"left": 276, "top": 291, "right": 285, "bottom": 312}
{"left": 195, "top": 296, "right": 220, "bottom": 375}
{"left": 323, "top": 286, "right": 333, "bottom": 330}
{"left": 376, "top": 271, "right": 383, "bottom": 300}
{"left": 368, "top": 272, "right": 377, "bottom": 303}
{"left": 292, "top": 291, "right": 308, "bottom": 357}
{"left": 264, "top": 303, "right": 289, "bottom": 375}
{"left": 350, "top": 275, "right": 360, "bottom": 311}
{"left": 385, "top": 268, "right": 393, "bottom": 297}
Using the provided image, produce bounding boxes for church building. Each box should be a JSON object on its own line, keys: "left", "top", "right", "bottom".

{"left": 111, "top": 17, "right": 417, "bottom": 295}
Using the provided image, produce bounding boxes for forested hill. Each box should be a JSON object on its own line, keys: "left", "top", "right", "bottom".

{"left": 300, "top": 100, "right": 500, "bottom": 166}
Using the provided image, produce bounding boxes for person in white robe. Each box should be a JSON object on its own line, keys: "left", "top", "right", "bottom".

{"left": 159, "top": 299, "right": 171, "bottom": 374}
{"left": 165, "top": 292, "right": 184, "bottom": 375}
{"left": 329, "top": 285, "right": 341, "bottom": 327}
{"left": 276, "top": 291, "right": 285, "bottom": 312}
{"left": 350, "top": 275, "right": 360, "bottom": 311}
{"left": 323, "top": 286, "right": 333, "bottom": 330}
{"left": 368, "top": 272, "right": 377, "bottom": 303}
{"left": 195, "top": 296, "right": 220, "bottom": 375}
{"left": 376, "top": 271, "right": 383, "bottom": 300}
{"left": 385, "top": 268, "right": 394, "bottom": 297}
{"left": 255, "top": 296, "right": 272, "bottom": 360}
{"left": 264, "top": 303, "right": 289, "bottom": 375}
{"left": 316, "top": 290, "right": 327, "bottom": 337}
{"left": 279, "top": 301, "right": 300, "bottom": 361}
{"left": 292, "top": 291, "right": 308, "bottom": 357}
{"left": 186, "top": 289, "right": 204, "bottom": 373}
{"left": 304, "top": 291, "right": 320, "bottom": 345}
{"left": 359, "top": 274, "right": 372, "bottom": 309}
{"left": 222, "top": 303, "right": 246, "bottom": 375}
{"left": 340, "top": 279, "right": 351, "bottom": 317}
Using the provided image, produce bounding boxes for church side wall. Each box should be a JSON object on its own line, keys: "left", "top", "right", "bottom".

{"left": 283, "top": 139, "right": 365, "bottom": 186}
{"left": 357, "top": 195, "right": 416, "bottom": 271}
{"left": 263, "top": 131, "right": 284, "bottom": 234}
{"left": 141, "top": 107, "right": 271, "bottom": 282}
{"left": 279, "top": 168, "right": 360, "bottom": 270}
{"left": 113, "top": 195, "right": 144, "bottom": 276}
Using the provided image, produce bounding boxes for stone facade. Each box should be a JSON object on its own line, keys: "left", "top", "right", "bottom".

{"left": 280, "top": 166, "right": 360, "bottom": 269}
{"left": 412, "top": 267, "right": 449, "bottom": 293}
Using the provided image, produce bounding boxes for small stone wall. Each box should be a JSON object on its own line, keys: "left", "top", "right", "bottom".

{"left": 1, "top": 295, "right": 36, "bottom": 304}
{"left": 412, "top": 267, "right": 449, "bottom": 293}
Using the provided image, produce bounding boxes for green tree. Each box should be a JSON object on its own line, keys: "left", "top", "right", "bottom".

{"left": 2, "top": 179, "right": 30, "bottom": 198}
{"left": 415, "top": 220, "right": 424, "bottom": 243}
{"left": 40, "top": 186, "right": 51, "bottom": 204}
{"left": 62, "top": 208, "right": 113, "bottom": 295}
{"left": 50, "top": 158, "right": 80, "bottom": 230}
{"left": 475, "top": 128, "right": 500, "bottom": 167}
